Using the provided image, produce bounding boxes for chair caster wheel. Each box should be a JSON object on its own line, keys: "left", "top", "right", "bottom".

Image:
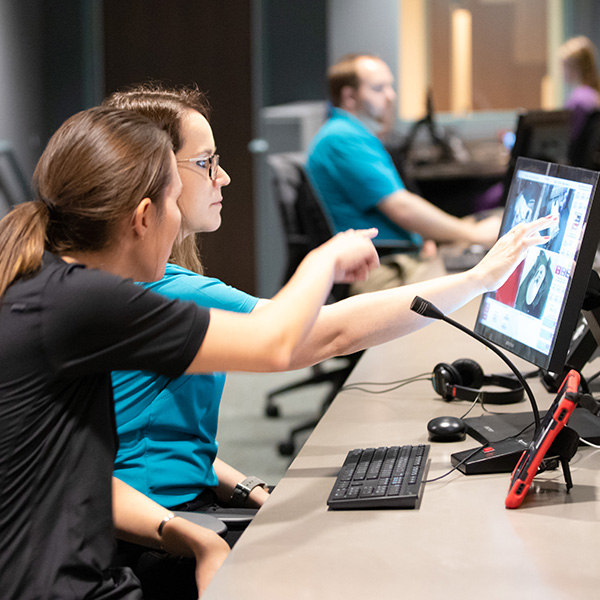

{"left": 265, "top": 404, "right": 280, "bottom": 418}
{"left": 278, "top": 441, "right": 295, "bottom": 456}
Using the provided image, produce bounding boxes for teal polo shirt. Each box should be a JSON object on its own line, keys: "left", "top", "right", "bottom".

{"left": 306, "top": 108, "right": 422, "bottom": 246}
{"left": 112, "top": 263, "right": 259, "bottom": 508}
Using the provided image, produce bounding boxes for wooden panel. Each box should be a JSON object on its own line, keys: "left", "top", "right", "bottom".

{"left": 429, "top": 0, "right": 547, "bottom": 112}
{"left": 103, "top": 0, "right": 256, "bottom": 293}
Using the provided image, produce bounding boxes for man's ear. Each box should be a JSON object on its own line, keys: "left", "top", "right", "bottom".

{"left": 131, "top": 198, "right": 153, "bottom": 239}
{"left": 340, "top": 85, "right": 358, "bottom": 111}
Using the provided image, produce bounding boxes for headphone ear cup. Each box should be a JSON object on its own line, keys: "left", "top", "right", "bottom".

{"left": 432, "top": 362, "right": 462, "bottom": 399}
{"left": 452, "top": 358, "right": 484, "bottom": 390}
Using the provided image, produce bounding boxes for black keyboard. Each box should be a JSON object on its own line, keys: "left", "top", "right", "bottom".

{"left": 327, "top": 444, "right": 430, "bottom": 510}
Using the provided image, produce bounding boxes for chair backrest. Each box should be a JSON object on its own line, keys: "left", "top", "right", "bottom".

{"left": 267, "top": 152, "right": 350, "bottom": 301}
{"left": 0, "top": 140, "right": 31, "bottom": 219}
{"left": 267, "top": 152, "right": 334, "bottom": 272}
{"left": 568, "top": 110, "right": 600, "bottom": 171}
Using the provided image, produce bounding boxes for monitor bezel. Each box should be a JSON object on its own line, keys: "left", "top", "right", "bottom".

{"left": 499, "top": 109, "right": 571, "bottom": 205}
{"left": 474, "top": 157, "right": 600, "bottom": 373}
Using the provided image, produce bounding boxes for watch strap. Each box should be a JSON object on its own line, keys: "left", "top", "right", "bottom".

{"left": 230, "top": 476, "right": 267, "bottom": 507}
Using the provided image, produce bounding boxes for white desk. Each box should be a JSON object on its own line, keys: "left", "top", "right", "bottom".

{"left": 204, "top": 301, "right": 600, "bottom": 599}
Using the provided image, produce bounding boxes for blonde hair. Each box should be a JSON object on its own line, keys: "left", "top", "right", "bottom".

{"left": 0, "top": 106, "right": 173, "bottom": 297}
{"left": 559, "top": 36, "right": 600, "bottom": 92}
{"left": 104, "top": 83, "right": 212, "bottom": 274}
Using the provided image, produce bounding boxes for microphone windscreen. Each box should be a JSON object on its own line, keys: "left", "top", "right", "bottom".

{"left": 410, "top": 296, "right": 444, "bottom": 320}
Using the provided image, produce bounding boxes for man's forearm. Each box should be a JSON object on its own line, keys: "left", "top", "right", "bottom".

{"left": 379, "top": 189, "right": 473, "bottom": 243}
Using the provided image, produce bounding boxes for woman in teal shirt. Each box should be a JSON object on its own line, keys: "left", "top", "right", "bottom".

{"left": 108, "top": 88, "right": 268, "bottom": 517}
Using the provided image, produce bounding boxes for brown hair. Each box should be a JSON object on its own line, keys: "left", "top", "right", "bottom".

{"left": 328, "top": 53, "right": 379, "bottom": 107}
{"left": 103, "top": 83, "right": 212, "bottom": 274}
{"left": 0, "top": 106, "right": 173, "bottom": 297}
{"left": 560, "top": 36, "right": 600, "bottom": 93}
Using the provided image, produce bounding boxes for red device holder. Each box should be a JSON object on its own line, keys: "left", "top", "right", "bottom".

{"left": 505, "top": 369, "right": 581, "bottom": 509}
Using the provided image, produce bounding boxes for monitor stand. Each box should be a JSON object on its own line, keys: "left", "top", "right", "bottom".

{"left": 542, "top": 272, "right": 600, "bottom": 392}
{"left": 398, "top": 88, "right": 457, "bottom": 163}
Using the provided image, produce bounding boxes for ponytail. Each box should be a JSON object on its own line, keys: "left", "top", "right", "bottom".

{"left": 0, "top": 105, "right": 173, "bottom": 298}
{"left": 0, "top": 201, "right": 48, "bottom": 297}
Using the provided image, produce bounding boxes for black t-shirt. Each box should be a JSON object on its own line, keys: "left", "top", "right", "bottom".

{"left": 0, "top": 253, "right": 210, "bottom": 600}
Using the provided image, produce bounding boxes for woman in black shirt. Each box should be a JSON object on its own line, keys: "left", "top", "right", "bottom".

{"left": 0, "top": 106, "right": 382, "bottom": 599}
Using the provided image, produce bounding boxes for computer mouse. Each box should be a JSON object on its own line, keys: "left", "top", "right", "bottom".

{"left": 427, "top": 416, "right": 466, "bottom": 443}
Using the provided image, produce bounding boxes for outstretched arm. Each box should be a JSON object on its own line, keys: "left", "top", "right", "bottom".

{"left": 378, "top": 188, "right": 501, "bottom": 246}
{"left": 112, "top": 477, "right": 229, "bottom": 598}
{"left": 186, "top": 229, "right": 380, "bottom": 374}
{"left": 286, "top": 216, "right": 553, "bottom": 367}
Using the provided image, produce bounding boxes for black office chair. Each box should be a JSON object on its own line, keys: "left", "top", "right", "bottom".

{"left": 568, "top": 110, "right": 600, "bottom": 170}
{"left": 0, "top": 140, "right": 31, "bottom": 219}
{"left": 263, "top": 153, "right": 357, "bottom": 455}
{"left": 265, "top": 153, "right": 417, "bottom": 456}
{"left": 267, "top": 152, "right": 340, "bottom": 290}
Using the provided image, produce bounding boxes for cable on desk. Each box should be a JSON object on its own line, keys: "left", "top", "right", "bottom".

{"left": 458, "top": 391, "right": 532, "bottom": 419}
{"left": 340, "top": 372, "right": 431, "bottom": 394}
{"left": 580, "top": 437, "right": 600, "bottom": 449}
{"left": 458, "top": 394, "right": 482, "bottom": 419}
{"left": 523, "top": 368, "right": 542, "bottom": 379}
{"left": 423, "top": 445, "right": 484, "bottom": 483}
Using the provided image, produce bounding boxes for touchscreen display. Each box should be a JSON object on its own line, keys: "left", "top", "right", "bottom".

{"left": 475, "top": 164, "right": 596, "bottom": 370}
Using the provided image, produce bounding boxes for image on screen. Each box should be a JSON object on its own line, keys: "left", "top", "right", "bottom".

{"left": 474, "top": 157, "right": 600, "bottom": 372}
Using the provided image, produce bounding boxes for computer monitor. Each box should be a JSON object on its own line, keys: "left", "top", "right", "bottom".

{"left": 463, "top": 158, "right": 600, "bottom": 448}
{"left": 500, "top": 110, "right": 571, "bottom": 205}
{"left": 510, "top": 109, "right": 571, "bottom": 162}
{"left": 474, "top": 157, "right": 600, "bottom": 374}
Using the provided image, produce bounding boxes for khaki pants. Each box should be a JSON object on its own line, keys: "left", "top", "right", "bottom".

{"left": 349, "top": 253, "right": 446, "bottom": 295}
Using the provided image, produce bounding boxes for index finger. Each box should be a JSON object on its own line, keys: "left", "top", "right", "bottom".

{"left": 505, "top": 214, "right": 557, "bottom": 248}
{"left": 519, "top": 214, "right": 558, "bottom": 235}
{"left": 352, "top": 227, "right": 379, "bottom": 240}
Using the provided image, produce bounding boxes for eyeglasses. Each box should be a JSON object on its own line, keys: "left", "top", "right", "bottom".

{"left": 176, "top": 153, "right": 220, "bottom": 181}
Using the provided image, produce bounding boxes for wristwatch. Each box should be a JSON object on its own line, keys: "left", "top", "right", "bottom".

{"left": 230, "top": 476, "right": 267, "bottom": 507}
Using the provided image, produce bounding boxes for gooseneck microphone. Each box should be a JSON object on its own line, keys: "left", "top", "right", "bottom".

{"left": 410, "top": 296, "right": 541, "bottom": 432}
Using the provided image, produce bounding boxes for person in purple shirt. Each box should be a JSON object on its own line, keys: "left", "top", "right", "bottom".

{"left": 559, "top": 36, "right": 600, "bottom": 140}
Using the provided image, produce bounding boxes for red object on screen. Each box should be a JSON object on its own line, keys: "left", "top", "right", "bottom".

{"left": 494, "top": 261, "right": 525, "bottom": 307}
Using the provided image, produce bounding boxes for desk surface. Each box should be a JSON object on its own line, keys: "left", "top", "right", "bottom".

{"left": 204, "top": 301, "right": 600, "bottom": 600}
{"left": 403, "top": 139, "right": 509, "bottom": 182}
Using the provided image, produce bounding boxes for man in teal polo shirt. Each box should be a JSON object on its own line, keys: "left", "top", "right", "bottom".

{"left": 306, "top": 54, "right": 499, "bottom": 250}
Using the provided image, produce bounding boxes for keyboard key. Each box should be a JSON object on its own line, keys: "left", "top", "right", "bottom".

{"left": 347, "top": 486, "right": 361, "bottom": 498}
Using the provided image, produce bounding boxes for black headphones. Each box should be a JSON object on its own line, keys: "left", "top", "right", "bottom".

{"left": 432, "top": 358, "right": 524, "bottom": 405}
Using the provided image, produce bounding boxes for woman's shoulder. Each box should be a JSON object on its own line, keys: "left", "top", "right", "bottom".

{"left": 43, "top": 252, "right": 136, "bottom": 300}
{"left": 146, "top": 264, "right": 259, "bottom": 311}
{"left": 149, "top": 263, "right": 221, "bottom": 293}
{"left": 567, "top": 85, "right": 600, "bottom": 109}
